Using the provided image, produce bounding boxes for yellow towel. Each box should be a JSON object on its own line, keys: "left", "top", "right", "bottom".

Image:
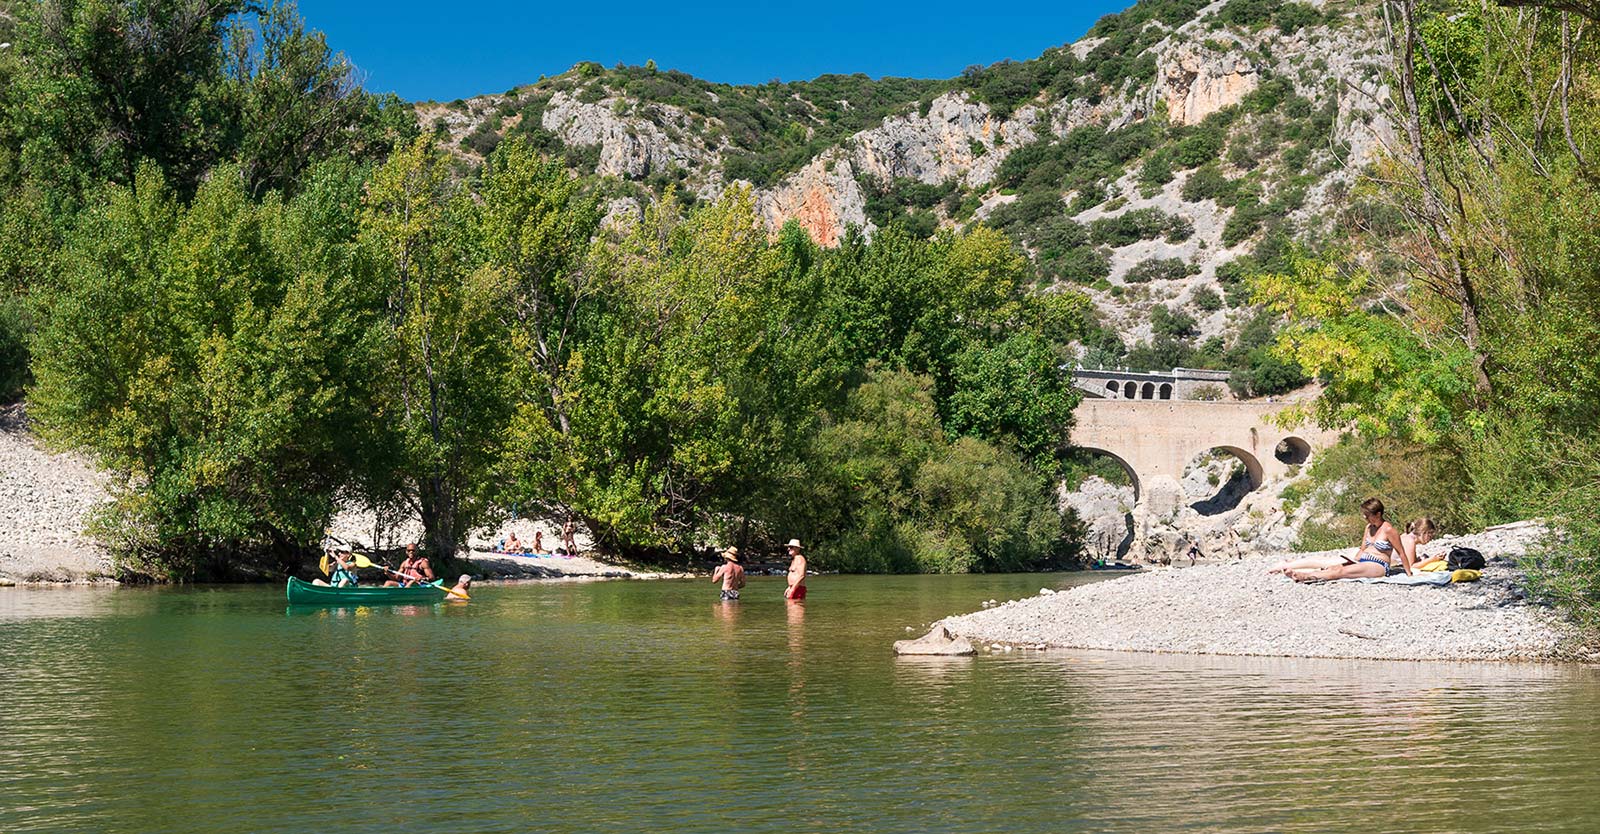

{"left": 1450, "top": 569, "right": 1482, "bottom": 583}
{"left": 1420, "top": 561, "right": 1449, "bottom": 572}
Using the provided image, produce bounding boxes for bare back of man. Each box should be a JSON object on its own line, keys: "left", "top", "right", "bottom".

{"left": 712, "top": 547, "right": 745, "bottom": 600}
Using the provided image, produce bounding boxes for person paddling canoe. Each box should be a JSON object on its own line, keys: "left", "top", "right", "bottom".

{"left": 330, "top": 549, "right": 359, "bottom": 587}
{"left": 385, "top": 543, "right": 433, "bottom": 587}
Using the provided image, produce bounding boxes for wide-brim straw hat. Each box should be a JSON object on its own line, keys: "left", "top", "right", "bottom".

{"left": 721, "top": 546, "right": 740, "bottom": 562}
{"left": 785, "top": 539, "right": 803, "bottom": 550}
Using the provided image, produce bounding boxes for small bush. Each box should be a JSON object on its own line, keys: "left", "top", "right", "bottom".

{"left": 1124, "top": 258, "right": 1193, "bottom": 283}
{"left": 1151, "top": 304, "right": 1198, "bottom": 338}
{"left": 1192, "top": 287, "right": 1223, "bottom": 311}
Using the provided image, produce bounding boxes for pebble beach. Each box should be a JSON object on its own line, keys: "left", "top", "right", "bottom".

{"left": 940, "top": 522, "right": 1590, "bottom": 662}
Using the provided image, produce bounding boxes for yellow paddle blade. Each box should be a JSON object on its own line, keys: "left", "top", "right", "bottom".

{"left": 319, "top": 554, "right": 329, "bottom": 576}
{"left": 352, "top": 554, "right": 376, "bottom": 568}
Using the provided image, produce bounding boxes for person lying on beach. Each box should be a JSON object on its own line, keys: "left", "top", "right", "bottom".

{"left": 1269, "top": 498, "right": 1411, "bottom": 581}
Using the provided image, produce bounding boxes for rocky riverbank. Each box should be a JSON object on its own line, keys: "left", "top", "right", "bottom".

{"left": 935, "top": 521, "right": 1593, "bottom": 662}
{"left": 0, "top": 405, "right": 112, "bottom": 584}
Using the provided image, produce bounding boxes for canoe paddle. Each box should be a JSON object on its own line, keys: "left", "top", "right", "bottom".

{"left": 350, "top": 553, "right": 470, "bottom": 600}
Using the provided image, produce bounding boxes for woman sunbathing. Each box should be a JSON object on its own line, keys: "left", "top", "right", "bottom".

{"left": 1269, "top": 498, "right": 1411, "bottom": 581}
{"left": 1401, "top": 517, "right": 1441, "bottom": 568}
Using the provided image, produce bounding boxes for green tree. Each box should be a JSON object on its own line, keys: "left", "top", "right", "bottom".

{"left": 29, "top": 161, "right": 383, "bottom": 579}
{"left": 359, "top": 137, "right": 515, "bottom": 562}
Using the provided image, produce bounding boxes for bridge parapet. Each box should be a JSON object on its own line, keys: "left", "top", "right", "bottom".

{"left": 1073, "top": 368, "right": 1234, "bottom": 402}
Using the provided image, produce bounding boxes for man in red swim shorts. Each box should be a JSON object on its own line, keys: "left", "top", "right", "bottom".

{"left": 783, "top": 539, "right": 807, "bottom": 600}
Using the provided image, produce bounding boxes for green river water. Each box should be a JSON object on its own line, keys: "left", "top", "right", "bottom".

{"left": 4, "top": 572, "right": 1600, "bottom": 833}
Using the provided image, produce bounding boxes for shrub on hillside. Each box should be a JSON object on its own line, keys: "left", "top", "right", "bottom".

{"left": 1091, "top": 208, "right": 1188, "bottom": 247}
{"left": 1124, "top": 257, "right": 1194, "bottom": 283}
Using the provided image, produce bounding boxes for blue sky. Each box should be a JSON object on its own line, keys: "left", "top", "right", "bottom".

{"left": 295, "top": 1, "right": 1133, "bottom": 102}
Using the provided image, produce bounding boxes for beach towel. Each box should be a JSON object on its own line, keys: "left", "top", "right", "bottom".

{"left": 1346, "top": 572, "right": 1453, "bottom": 586}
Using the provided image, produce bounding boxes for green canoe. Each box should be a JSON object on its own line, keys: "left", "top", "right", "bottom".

{"left": 285, "top": 576, "right": 447, "bottom": 606}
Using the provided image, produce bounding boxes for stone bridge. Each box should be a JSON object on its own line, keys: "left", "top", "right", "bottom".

{"left": 1071, "top": 399, "right": 1342, "bottom": 552}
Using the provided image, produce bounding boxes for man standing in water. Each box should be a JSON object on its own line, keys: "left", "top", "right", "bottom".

{"left": 784, "top": 539, "right": 807, "bottom": 600}
{"left": 712, "top": 547, "right": 744, "bottom": 600}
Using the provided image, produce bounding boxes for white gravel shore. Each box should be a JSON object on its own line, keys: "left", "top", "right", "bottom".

{"left": 0, "top": 405, "right": 111, "bottom": 583}
{"left": 941, "top": 522, "right": 1592, "bottom": 662}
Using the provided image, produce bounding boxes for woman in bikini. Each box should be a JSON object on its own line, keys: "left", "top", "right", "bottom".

{"left": 1269, "top": 498, "right": 1411, "bottom": 581}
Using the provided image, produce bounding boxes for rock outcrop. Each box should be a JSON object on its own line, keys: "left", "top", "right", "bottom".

{"left": 1153, "top": 42, "right": 1260, "bottom": 126}
{"left": 541, "top": 91, "right": 716, "bottom": 182}
{"left": 756, "top": 156, "right": 869, "bottom": 247}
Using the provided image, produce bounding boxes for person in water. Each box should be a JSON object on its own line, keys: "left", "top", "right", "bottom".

{"left": 712, "top": 546, "right": 745, "bottom": 600}
{"left": 449, "top": 574, "right": 473, "bottom": 599}
{"left": 1272, "top": 498, "right": 1410, "bottom": 581}
{"left": 784, "top": 539, "right": 807, "bottom": 600}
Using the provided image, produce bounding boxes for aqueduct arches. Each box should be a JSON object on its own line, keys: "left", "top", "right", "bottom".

{"left": 1070, "top": 400, "right": 1341, "bottom": 553}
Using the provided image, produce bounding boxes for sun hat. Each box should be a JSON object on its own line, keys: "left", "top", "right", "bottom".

{"left": 721, "top": 546, "right": 740, "bottom": 562}
{"left": 785, "top": 539, "right": 803, "bottom": 549}
{"left": 457, "top": 574, "right": 472, "bottom": 584}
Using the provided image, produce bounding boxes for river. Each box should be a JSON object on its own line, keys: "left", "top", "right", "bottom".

{"left": 3, "top": 573, "right": 1599, "bottom": 833}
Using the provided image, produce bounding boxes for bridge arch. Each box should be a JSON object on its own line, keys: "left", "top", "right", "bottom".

{"left": 1072, "top": 446, "right": 1141, "bottom": 501}
{"left": 1275, "top": 436, "right": 1311, "bottom": 465}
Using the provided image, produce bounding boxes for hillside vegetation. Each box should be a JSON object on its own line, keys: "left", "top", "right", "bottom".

{"left": 420, "top": 0, "right": 1388, "bottom": 398}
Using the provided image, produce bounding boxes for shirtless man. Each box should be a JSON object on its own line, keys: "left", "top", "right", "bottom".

{"left": 783, "top": 539, "right": 807, "bottom": 600}
{"left": 711, "top": 547, "right": 745, "bottom": 600}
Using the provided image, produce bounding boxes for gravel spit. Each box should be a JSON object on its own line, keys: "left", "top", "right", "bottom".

{"left": 941, "top": 522, "right": 1593, "bottom": 662}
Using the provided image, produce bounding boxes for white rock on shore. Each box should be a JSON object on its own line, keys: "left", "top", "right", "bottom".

{"left": 941, "top": 522, "right": 1589, "bottom": 662}
{"left": 0, "top": 405, "right": 112, "bottom": 582}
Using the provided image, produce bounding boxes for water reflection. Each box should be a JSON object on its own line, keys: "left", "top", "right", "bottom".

{"left": 4, "top": 577, "right": 1600, "bottom": 834}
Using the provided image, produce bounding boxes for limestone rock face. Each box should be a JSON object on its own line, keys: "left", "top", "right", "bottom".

{"left": 849, "top": 92, "right": 1041, "bottom": 189}
{"left": 541, "top": 91, "right": 714, "bottom": 181}
{"left": 1155, "top": 43, "right": 1260, "bottom": 126}
{"left": 755, "top": 156, "right": 869, "bottom": 247}
{"left": 894, "top": 624, "right": 976, "bottom": 656}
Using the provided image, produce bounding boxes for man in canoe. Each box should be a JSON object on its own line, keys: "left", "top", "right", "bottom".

{"left": 712, "top": 546, "right": 744, "bottom": 600}
{"left": 386, "top": 543, "right": 434, "bottom": 587}
{"left": 784, "top": 539, "right": 807, "bottom": 601}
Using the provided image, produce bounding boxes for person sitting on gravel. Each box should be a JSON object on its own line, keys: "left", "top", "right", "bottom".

{"left": 1402, "top": 518, "right": 1443, "bottom": 568}
{"left": 506, "top": 531, "right": 522, "bottom": 553}
{"left": 1269, "top": 498, "right": 1412, "bottom": 581}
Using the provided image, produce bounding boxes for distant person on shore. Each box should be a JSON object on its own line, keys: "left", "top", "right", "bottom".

{"left": 1270, "top": 498, "right": 1410, "bottom": 581}
{"left": 506, "top": 531, "right": 522, "bottom": 553}
{"left": 563, "top": 518, "right": 577, "bottom": 555}
{"left": 387, "top": 543, "right": 434, "bottom": 587}
{"left": 712, "top": 547, "right": 745, "bottom": 600}
{"left": 532, "top": 530, "right": 544, "bottom": 554}
{"left": 784, "top": 539, "right": 807, "bottom": 600}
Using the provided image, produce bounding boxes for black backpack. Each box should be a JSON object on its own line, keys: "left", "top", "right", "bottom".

{"left": 1446, "top": 547, "right": 1486, "bottom": 571}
